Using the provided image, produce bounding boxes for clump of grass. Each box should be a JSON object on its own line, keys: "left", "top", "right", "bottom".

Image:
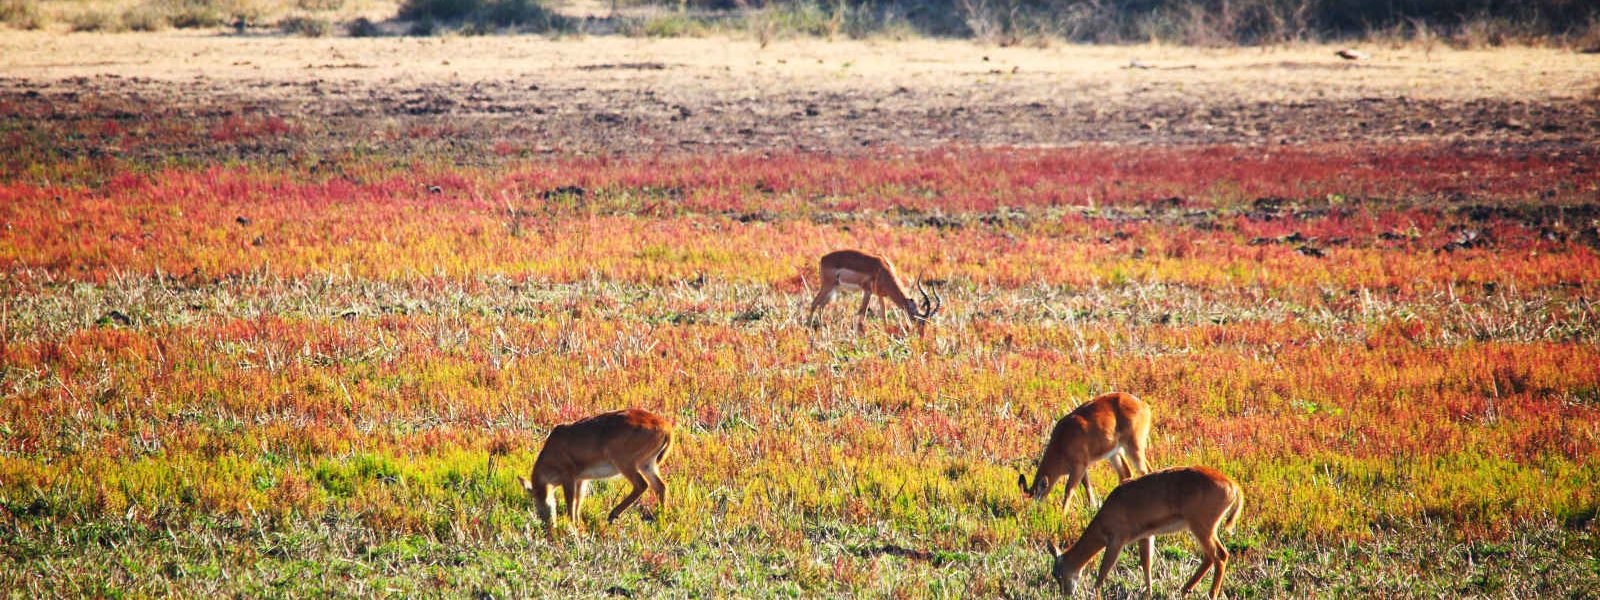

{"left": 118, "top": 0, "right": 232, "bottom": 29}
{"left": 0, "top": 0, "right": 46, "bottom": 30}
{"left": 69, "top": 10, "right": 124, "bottom": 32}
{"left": 639, "top": 13, "right": 713, "bottom": 38}
{"left": 279, "top": 14, "right": 329, "bottom": 36}
{"left": 295, "top": 0, "right": 343, "bottom": 11}
{"left": 121, "top": 6, "right": 170, "bottom": 31}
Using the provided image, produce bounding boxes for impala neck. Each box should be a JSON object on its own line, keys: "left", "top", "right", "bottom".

{"left": 1027, "top": 449, "right": 1071, "bottom": 497}
{"left": 1057, "top": 526, "right": 1108, "bottom": 578}
{"left": 878, "top": 275, "right": 917, "bottom": 317}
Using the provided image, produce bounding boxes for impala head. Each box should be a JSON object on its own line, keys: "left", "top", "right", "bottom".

{"left": 1047, "top": 541, "right": 1082, "bottom": 596}
{"left": 907, "top": 278, "right": 944, "bottom": 335}
{"left": 1018, "top": 468, "right": 1053, "bottom": 500}
{"left": 519, "top": 473, "right": 556, "bottom": 527}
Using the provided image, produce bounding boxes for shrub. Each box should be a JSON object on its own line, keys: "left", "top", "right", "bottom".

{"left": 280, "top": 14, "right": 329, "bottom": 36}
{"left": 346, "top": 16, "right": 382, "bottom": 36}
{"left": 407, "top": 15, "right": 436, "bottom": 34}
{"left": 398, "top": 0, "right": 566, "bottom": 29}
{"left": 459, "top": 18, "right": 495, "bottom": 34}
{"left": 399, "top": 0, "right": 477, "bottom": 21}
{"left": 481, "top": 0, "right": 561, "bottom": 28}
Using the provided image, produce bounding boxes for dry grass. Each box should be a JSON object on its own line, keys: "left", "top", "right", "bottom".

{"left": 10, "top": 0, "right": 397, "bottom": 30}
{"left": 1, "top": 31, "right": 1594, "bottom": 105}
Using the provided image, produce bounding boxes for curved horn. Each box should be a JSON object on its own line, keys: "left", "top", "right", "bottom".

{"left": 919, "top": 280, "right": 943, "bottom": 319}
{"left": 913, "top": 277, "right": 932, "bottom": 321}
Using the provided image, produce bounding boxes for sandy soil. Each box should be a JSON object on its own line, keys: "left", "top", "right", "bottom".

{"left": 3, "top": 31, "right": 1598, "bottom": 154}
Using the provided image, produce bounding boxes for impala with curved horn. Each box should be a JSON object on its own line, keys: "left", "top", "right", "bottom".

{"left": 1019, "top": 392, "right": 1152, "bottom": 515}
{"left": 806, "top": 249, "right": 943, "bottom": 335}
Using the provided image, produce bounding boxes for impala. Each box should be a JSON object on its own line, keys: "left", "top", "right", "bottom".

{"left": 1019, "top": 392, "right": 1152, "bottom": 514}
{"left": 518, "top": 408, "right": 673, "bottom": 532}
{"left": 1048, "top": 466, "right": 1244, "bottom": 599}
{"left": 806, "top": 249, "right": 943, "bottom": 335}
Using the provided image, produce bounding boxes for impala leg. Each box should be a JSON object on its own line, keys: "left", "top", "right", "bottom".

{"left": 1110, "top": 450, "right": 1134, "bottom": 482}
{"left": 607, "top": 469, "right": 651, "bottom": 523}
{"left": 562, "top": 481, "right": 583, "bottom": 532}
{"left": 855, "top": 288, "right": 872, "bottom": 333}
{"left": 1127, "top": 438, "right": 1151, "bottom": 477}
{"left": 1205, "top": 531, "right": 1230, "bottom": 600}
{"left": 1083, "top": 475, "right": 1098, "bottom": 509}
{"left": 807, "top": 282, "right": 836, "bottom": 327}
{"left": 1180, "top": 555, "right": 1213, "bottom": 596}
{"left": 1059, "top": 469, "right": 1086, "bottom": 516}
{"left": 1095, "top": 541, "right": 1126, "bottom": 598}
{"left": 1140, "top": 536, "right": 1154, "bottom": 592}
{"left": 1182, "top": 525, "right": 1225, "bottom": 596}
{"left": 642, "top": 460, "right": 667, "bottom": 517}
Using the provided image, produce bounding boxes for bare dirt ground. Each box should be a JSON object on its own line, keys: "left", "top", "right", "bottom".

{"left": 2, "top": 32, "right": 1598, "bottom": 156}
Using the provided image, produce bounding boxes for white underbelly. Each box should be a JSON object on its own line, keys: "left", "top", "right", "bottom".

{"left": 1151, "top": 518, "right": 1188, "bottom": 536}
{"left": 579, "top": 461, "right": 620, "bottom": 480}
{"left": 831, "top": 268, "right": 868, "bottom": 291}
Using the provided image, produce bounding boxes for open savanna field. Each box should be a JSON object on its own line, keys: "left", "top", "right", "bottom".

{"left": 3, "top": 32, "right": 1599, "bottom": 597}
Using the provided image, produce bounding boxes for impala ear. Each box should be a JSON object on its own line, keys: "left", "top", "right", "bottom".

{"left": 1047, "top": 540, "right": 1062, "bottom": 559}
{"left": 518, "top": 476, "right": 533, "bottom": 492}
{"left": 1017, "top": 472, "right": 1030, "bottom": 496}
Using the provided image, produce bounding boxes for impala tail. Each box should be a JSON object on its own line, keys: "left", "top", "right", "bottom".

{"left": 1224, "top": 486, "right": 1244, "bottom": 534}
{"left": 657, "top": 429, "right": 674, "bottom": 464}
